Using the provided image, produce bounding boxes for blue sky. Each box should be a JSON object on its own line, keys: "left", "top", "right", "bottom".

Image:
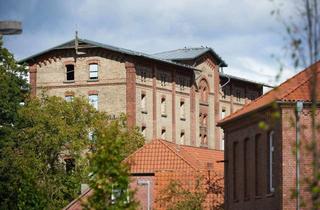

{"left": 0, "top": 0, "right": 297, "bottom": 85}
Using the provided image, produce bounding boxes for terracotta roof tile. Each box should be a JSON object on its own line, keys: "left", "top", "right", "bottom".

{"left": 125, "top": 139, "right": 224, "bottom": 173}
{"left": 218, "top": 61, "right": 320, "bottom": 125}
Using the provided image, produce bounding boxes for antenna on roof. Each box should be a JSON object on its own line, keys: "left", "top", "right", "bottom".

{"left": 75, "top": 30, "right": 85, "bottom": 55}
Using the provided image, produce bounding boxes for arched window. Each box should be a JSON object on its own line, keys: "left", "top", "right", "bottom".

{"left": 199, "top": 79, "right": 209, "bottom": 103}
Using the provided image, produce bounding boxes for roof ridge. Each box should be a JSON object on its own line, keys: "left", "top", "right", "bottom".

{"left": 158, "top": 139, "right": 199, "bottom": 171}
{"left": 281, "top": 72, "right": 315, "bottom": 100}
{"left": 153, "top": 47, "right": 209, "bottom": 55}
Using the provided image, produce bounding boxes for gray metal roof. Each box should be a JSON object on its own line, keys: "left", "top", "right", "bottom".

{"left": 219, "top": 72, "right": 273, "bottom": 88}
{"left": 19, "top": 38, "right": 200, "bottom": 71}
{"left": 153, "top": 47, "right": 227, "bottom": 67}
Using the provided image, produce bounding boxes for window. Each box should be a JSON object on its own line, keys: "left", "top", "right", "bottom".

{"left": 203, "top": 135, "right": 207, "bottom": 145}
{"left": 160, "top": 74, "right": 166, "bottom": 86}
{"left": 180, "top": 131, "right": 185, "bottom": 144}
{"left": 161, "top": 97, "right": 166, "bottom": 117}
{"left": 141, "top": 126, "right": 146, "bottom": 137}
{"left": 89, "top": 63, "right": 98, "bottom": 80}
{"left": 65, "top": 158, "right": 75, "bottom": 174}
{"left": 141, "top": 93, "right": 147, "bottom": 113}
{"left": 161, "top": 128, "right": 166, "bottom": 139}
{"left": 66, "top": 64, "right": 74, "bottom": 81}
{"left": 236, "top": 90, "right": 241, "bottom": 102}
{"left": 221, "top": 132, "right": 225, "bottom": 150}
{"left": 199, "top": 79, "right": 209, "bottom": 103}
{"left": 179, "top": 78, "right": 186, "bottom": 90}
{"left": 203, "top": 114, "right": 207, "bottom": 126}
{"left": 233, "top": 141, "right": 239, "bottom": 201}
{"left": 88, "top": 94, "right": 99, "bottom": 110}
{"left": 222, "top": 87, "right": 226, "bottom": 99}
{"left": 268, "top": 131, "right": 275, "bottom": 193}
{"left": 180, "top": 100, "right": 185, "bottom": 120}
{"left": 65, "top": 95, "right": 74, "bottom": 102}
{"left": 255, "top": 134, "right": 262, "bottom": 197}
{"left": 140, "top": 70, "right": 147, "bottom": 82}
{"left": 244, "top": 138, "right": 250, "bottom": 199}
{"left": 221, "top": 108, "right": 226, "bottom": 119}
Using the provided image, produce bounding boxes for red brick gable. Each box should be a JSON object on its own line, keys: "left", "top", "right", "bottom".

{"left": 218, "top": 61, "right": 320, "bottom": 126}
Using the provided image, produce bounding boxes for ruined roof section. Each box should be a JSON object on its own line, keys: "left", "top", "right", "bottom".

{"left": 153, "top": 47, "right": 227, "bottom": 67}
{"left": 218, "top": 61, "right": 320, "bottom": 126}
{"left": 125, "top": 139, "right": 224, "bottom": 173}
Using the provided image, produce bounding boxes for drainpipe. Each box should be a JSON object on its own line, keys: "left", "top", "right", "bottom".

{"left": 296, "top": 101, "right": 303, "bottom": 210}
{"left": 138, "top": 180, "right": 151, "bottom": 210}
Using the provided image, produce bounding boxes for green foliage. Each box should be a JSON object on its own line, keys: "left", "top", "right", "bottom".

{"left": 0, "top": 96, "right": 103, "bottom": 209}
{"left": 156, "top": 172, "right": 224, "bottom": 210}
{"left": 0, "top": 38, "right": 28, "bottom": 125}
{"left": 83, "top": 118, "right": 141, "bottom": 210}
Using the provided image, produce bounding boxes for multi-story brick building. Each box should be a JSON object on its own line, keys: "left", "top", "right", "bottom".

{"left": 218, "top": 61, "right": 320, "bottom": 209}
{"left": 21, "top": 37, "right": 265, "bottom": 149}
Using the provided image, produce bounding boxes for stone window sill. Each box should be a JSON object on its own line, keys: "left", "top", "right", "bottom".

{"left": 63, "top": 80, "right": 75, "bottom": 83}
{"left": 266, "top": 193, "right": 275, "bottom": 198}
{"left": 87, "top": 79, "right": 99, "bottom": 82}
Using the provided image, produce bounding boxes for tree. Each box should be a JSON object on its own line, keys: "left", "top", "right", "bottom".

{"left": 0, "top": 37, "right": 28, "bottom": 126}
{"left": 271, "top": 0, "right": 319, "bottom": 209}
{"left": 156, "top": 171, "right": 224, "bottom": 210}
{"left": 82, "top": 117, "right": 142, "bottom": 210}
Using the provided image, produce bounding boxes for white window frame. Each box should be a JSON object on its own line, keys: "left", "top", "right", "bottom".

{"left": 269, "top": 131, "right": 275, "bottom": 193}
{"left": 88, "top": 94, "right": 99, "bottom": 110}
{"left": 65, "top": 95, "right": 74, "bottom": 102}
{"left": 89, "top": 63, "right": 98, "bottom": 80}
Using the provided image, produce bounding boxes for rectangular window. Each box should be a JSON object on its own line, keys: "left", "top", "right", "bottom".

{"left": 161, "top": 97, "right": 166, "bottom": 117}
{"left": 255, "top": 134, "right": 262, "bottom": 197}
{"left": 141, "top": 126, "right": 146, "bottom": 138}
{"left": 244, "top": 138, "right": 250, "bottom": 199}
{"left": 233, "top": 141, "right": 239, "bottom": 201}
{"left": 236, "top": 90, "right": 241, "bottom": 102}
{"left": 221, "top": 108, "right": 226, "bottom": 119}
{"left": 140, "top": 70, "right": 147, "bottom": 82}
{"left": 179, "top": 78, "right": 186, "bottom": 90}
{"left": 65, "top": 158, "right": 75, "bottom": 174}
{"left": 160, "top": 74, "right": 166, "bottom": 86}
{"left": 66, "top": 64, "right": 74, "bottom": 81}
{"left": 141, "top": 93, "right": 147, "bottom": 113}
{"left": 268, "top": 131, "right": 275, "bottom": 193}
{"left": 88, "top": 94, "right": 99, "bottom": 110}
{"left": 222, "top": 88, "right": 226, "bottom": 99}
{"left": 180, "top": 131, "right": 185, "bottom": 144}
{"left": 89, "top": 63, "right": 98, "bottom": 80}
{"left": 180, "top": 100, "right": 185, "bottom": 120}
{"left": 65, "top": 95, "right": 74, "bottom": 102}
{"left": 161, "top": 128, "right": 166, "bottom": 139}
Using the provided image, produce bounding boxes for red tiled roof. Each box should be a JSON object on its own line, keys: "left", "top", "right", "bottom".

{"left": 125, "top": 139, "right": 224, "bottom": 173}
{"left": 63, "top": 139, "right": 224, "bottom": 210}
{"left": 218, "top": 61, "right": 320, "bottom": 125}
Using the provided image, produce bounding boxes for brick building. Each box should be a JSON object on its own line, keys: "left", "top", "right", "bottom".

{"left": 63, "top": 139, "right": 224, "bottom": 210}
{"left": 218, "top": 62, "right": 320, "bottom": 209}
{"left": 21, "top": 37, "right": 266, "bottom": 149}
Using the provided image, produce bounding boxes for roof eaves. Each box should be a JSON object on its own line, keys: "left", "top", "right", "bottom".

{"left": 220, "top": 72, "right": 273, "bottom": 88}
{"left": 217, "top": 101, "right": 274, "bottom": 127}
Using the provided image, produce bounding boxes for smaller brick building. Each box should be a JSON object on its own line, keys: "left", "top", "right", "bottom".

{"left": 218, "top": 62, "right": 320, "bottom": 210}
{"left": 63, "top": 139, "right": 224, "bottom": 210}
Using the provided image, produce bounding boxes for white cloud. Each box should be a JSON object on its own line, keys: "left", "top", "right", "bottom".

{"left": 2, "top": 0, "right": 298, "bottom": 85}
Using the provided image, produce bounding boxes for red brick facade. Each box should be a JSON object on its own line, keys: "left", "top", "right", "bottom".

{"left": 219, "top": 62, "right": 320, "bottom": 210}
